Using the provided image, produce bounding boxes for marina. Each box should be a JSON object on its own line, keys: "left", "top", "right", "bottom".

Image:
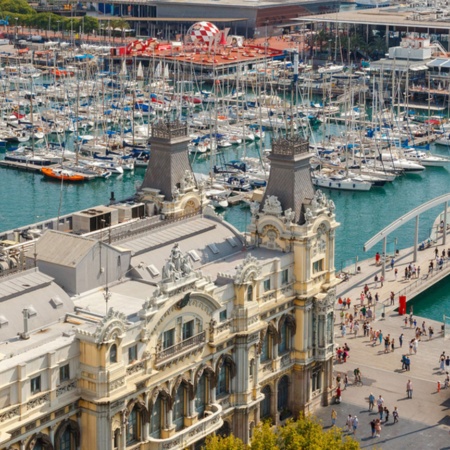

{"left": 1, "top": 3, "right": 450, "bottom": 449}
{"left": 0, "top": 15, "right": 450, "bottom": 320}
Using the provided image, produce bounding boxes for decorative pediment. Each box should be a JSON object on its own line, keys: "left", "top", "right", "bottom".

{"left": 77, "top": 308, "right": 128, "bottom": 344}
{"left": 234, "top": 253, "right": 262, "bottom": 285}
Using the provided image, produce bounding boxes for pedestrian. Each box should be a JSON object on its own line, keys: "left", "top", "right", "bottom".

{"left": 409, "top": 339, "right": 414, "bottom": 354}
{"left": 390, "top": 291, "right": 395, "bottom": 305}
{"left": 413, "top": 318, "right": 417, "bottom": 328}
{"left": 422, "top": 321, "right": 426, "bottom": 335}
{"left": 384, "top": 334, "right": 390, "bottom": 353}
{"left": 380, "top": 275, "right": 384, "bottom": 287}
{"left": 377, "top": 395, "right": 384, "bottom": 419}
{"left": 399, "top": 333, "right": 403, "bottom": 347}
{"left": 374, "top": 274, "right": 378, "bottom": 288}
{"left": 352, "top": 415, "right": 359, "bottom": 435}
{"left": 404, "top": 316, "right": 408, "bottom": 327}
{"left": 370, "top": 419, "right": 376, "bottom": 438}
{"left": 394, "top": 267, "right": 398, "bottom": 279}
{"left": 378, "top": 331, "right": 383, "bottom": 345}
{"left": 347, "top": 297, "right": 351, "bottom": 309}
{"left": 413, "top": 338, "right": 418, "bottom": 354}
{"left": 336, "top": 386, "right": 342, "bottom": 403}
{"left": 391, "top": 338, "right": 395, "bottom": 352}
{"left": 341, "top": 324, "right": 346, "bottom": 337}
{"left": 429, "top": 327, "right": 434, "bottom": 340}
{"left": 331, "top": 409, "right": 337, "bottom": 426}
{"left": 384, "top": 406, "right": 390, "bottom": 422}
{"left": 435, "top": 247, "right": 439, "bottom": 257}
{"left": 346, "top": 414, "right": 353, "bottom": 432}
{"left": 390, "top": 258, "right": 395, "bottom": 270}
{"left": 409, "top": 316, "right": 413, "bottom": 328}
{"left": 407, "top": 379, "right": 413, "bottom": 398}
{"left": 440, "top": 355, "right": 445, "bottom": 372}
{"left": 344, "top": 374, "right": 349, "bottom": 390}
{"left": 417, "top": 266, "right": 421, "bottom": 278}
{"left": 368, "top": 392, "right": 375, "bottom": 411}
{"left": 393, "top": 406, "right": 399, "bottom": 423}
{"left": 446, "top": 356, "right": 450, "bottom": 367}
{"left": 375, "top": 418, "right": 382, "bottom": 437}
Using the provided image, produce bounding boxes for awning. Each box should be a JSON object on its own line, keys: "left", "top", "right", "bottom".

{"left": 427, "top": 58, "right": 449, "bottom": 67}
{"left": 410, "top": 65, "right": 429, "bottom": 71}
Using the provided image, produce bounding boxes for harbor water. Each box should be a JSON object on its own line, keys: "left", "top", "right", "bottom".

{"left": 0, "top": 132, "right": 449, "bottom": 320}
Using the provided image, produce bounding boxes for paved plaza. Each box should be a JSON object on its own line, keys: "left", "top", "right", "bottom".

{"left": 315, "top": 240, "right": 450, "bottom": 449}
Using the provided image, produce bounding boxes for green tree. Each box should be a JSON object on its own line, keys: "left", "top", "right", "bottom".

{"left": 251, "top": 421, "right": 279, "bottom": 450}
{"left": 0, "top": 0, "right": 34, "bottom": 15}
{"left": 82, "top": 16, "right": 98, "bottom": 34}
{"left": 203, "top": 434, "right": 247, "bottom": 450}
{"left": 203, "top": 415, "right": 360, "bottom": 450}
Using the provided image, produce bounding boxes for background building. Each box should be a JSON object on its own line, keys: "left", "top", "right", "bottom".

{"left": 0, "top": 121, "right": 338, "bottom": 450}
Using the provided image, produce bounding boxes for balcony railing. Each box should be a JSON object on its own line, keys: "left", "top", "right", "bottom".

{"left": 147, "top": 403, "right": 222, "bottom": 450}
{"left": 156, "top": 331, "right": 206, "bottom": 363}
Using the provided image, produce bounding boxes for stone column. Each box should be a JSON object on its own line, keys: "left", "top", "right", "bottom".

{"left": 210, "top": 383, "right": 216, "bottom": 404}
{"left": 328, "top": 229, "right": 335, "bottom": 272}
{"left": 166, "top": 408, "right": 173, "bottom": 428}
{"left": 120, "top": 411, "right": 127, "bottom": 450}
{"left": 143, "top": 393, "right": 150, "bottom": 441}
{"left": 189, "top": 398, "right": 195, "bottom": 416}
{"left": 305, "top": 242, "right": 311, "bottom": 281}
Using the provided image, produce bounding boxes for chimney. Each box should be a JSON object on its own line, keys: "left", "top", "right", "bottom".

{"left": 21, "top": 308, "right": 30, "bottom": 340}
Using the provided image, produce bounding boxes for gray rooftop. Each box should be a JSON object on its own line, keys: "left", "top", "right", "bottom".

{"left": 126, "top": 216, "right": 245, "bottom": 282}
{"left": 29, "top": 230, "right": 97, "bottom": 267}
{"left": 0, "top": 269, "right": 75, "bottom": 343}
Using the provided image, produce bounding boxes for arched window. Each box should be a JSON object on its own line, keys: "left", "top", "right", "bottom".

{"left": 260, "top": 385, "right": 271, "bottom": 420}
{"left": 195, "top": 374, "right": 207, "bottom": 416}
{"left": 54, "top": 420, "right": 80, "bottom": 450}
{"left": 247, "top": 285, "right": 253, "bottom": 301}
{"left": 113, "top": 429, "right": 120, "bottom": 449}
{"left": 217, "top": 421, "right": 231, "bottom": 438}
{"left": 59, "top": 429, "right": 72, "bottom": 450}
{"left": 126, "top": 407, "right": 139, "bottom": 445}
{"left": 279, "top": 322, "right": 290, "bottom": 354}
{"left": 110, "top": 344, "right": 117, "bottom": 363}
{"left": 150, "top": 395, "right": 163, "bottom": 438}
{"left": 216, "top": 364, "right": 228, "bottom": 397}
{"left": 173, "top": 385, "right": 186, "bottom": 431}
{"left": 277, "top": 376, "right": 289, "bottom": 413}
{"left": 260, "top": 333, "right": 270, "bottom": 362}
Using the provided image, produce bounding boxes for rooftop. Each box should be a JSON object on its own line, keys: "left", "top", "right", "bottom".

{"left": 294, "top": 7, "right": 450, "bottom": 31}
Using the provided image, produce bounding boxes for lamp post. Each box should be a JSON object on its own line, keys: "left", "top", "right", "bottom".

{"left": 14, "top": 17, "right": 18, "bottom": 43}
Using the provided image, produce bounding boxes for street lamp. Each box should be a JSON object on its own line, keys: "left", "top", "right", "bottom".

{"left": 14, "top": 17, "right": 18, "bottom": 42}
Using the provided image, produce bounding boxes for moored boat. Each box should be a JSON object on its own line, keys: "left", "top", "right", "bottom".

{"left": 41, "top": 167, "right": 87, "bottom": 182}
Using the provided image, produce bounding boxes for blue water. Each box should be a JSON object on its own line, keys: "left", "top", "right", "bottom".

{"left": 0, "top": 133, "right": 449, "bottom": 320}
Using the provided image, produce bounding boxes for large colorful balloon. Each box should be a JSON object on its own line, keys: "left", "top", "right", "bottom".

{"left": 187, "top": 22, "right": 220, "bottom": 43}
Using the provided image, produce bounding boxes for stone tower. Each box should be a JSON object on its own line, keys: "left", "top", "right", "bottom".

{"left": 138, "top": 121, "right": 206, "bottom": 218}
{"left": 249, "top": 134, "right": 340, "bottom": 411}
{"left": 260, "top": 135, "right": 315, "bottom": 224}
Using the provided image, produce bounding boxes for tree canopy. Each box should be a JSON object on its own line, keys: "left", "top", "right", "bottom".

{"left": 203, "top": 416, "right": 360, "bottom": 450}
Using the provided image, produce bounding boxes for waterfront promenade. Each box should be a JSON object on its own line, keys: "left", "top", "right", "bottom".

{"left": 336, "top": 236, "right": 450, "bottom": 321}
{"left": 316, "top": 232, "right": 450, "bottom": 448}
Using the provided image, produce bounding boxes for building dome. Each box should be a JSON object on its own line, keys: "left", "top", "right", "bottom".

{"left": 187, "top": 21, "right": 220, "bottom": 43}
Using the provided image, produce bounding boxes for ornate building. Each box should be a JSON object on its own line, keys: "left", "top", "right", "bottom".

{"left": 0, "top": 122, "right": 338, "bottom": 450}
